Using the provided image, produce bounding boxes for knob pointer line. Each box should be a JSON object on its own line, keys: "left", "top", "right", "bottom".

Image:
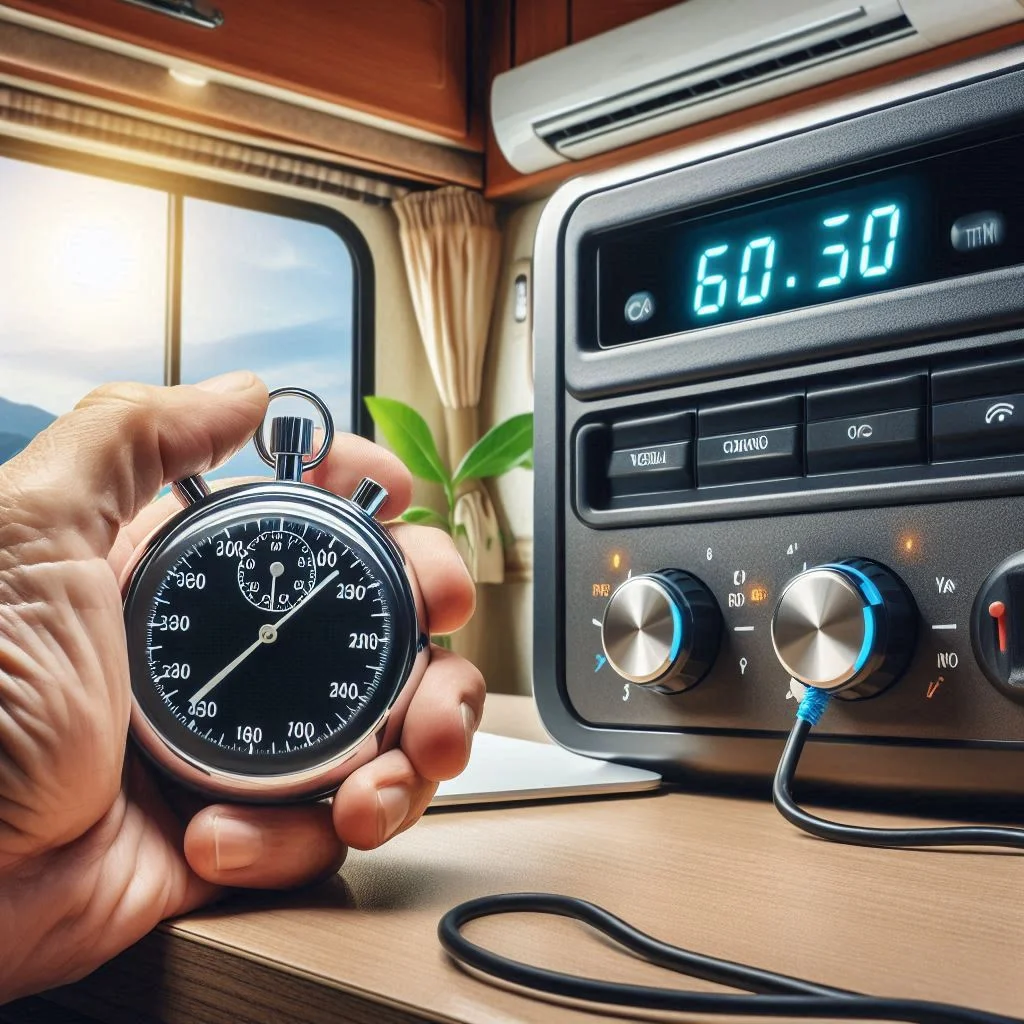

{"left": 188, "top": 568, "right": 340, "bottom": 709}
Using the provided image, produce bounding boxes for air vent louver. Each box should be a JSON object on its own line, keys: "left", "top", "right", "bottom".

{"left": 538, "top": 15, "right": 914, "bottom": 153}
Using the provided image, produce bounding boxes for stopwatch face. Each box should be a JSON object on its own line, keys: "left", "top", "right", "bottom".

{"left": 123, "top": 486, "right": 418, "bottom": 797}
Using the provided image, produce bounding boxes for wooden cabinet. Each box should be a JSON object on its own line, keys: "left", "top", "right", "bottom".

{"left": 4, "top": 0, "right": 474, "bottom": 144}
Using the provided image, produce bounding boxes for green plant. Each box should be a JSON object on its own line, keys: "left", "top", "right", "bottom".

{"left": 363, "top": 396, "right": 533, "bottom": 539}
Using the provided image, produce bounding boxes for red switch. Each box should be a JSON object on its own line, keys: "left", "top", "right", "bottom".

{"left": 989, "top": 600, "right": 1008, "bottom": 654}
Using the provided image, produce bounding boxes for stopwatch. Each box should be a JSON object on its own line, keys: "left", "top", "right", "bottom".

{"left": 121, "top": 388, "right": 426, "bottom": 802}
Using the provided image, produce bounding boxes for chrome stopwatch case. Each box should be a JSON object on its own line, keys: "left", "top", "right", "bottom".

{"left": 121, "top": 388, "right": 424, "bottom": 802}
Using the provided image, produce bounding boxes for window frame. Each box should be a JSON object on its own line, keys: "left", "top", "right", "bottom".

{"left": 0, "top": 135, "right": 375, "bottom": 438}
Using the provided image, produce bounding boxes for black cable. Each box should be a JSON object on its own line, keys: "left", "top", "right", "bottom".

{"left": 438, "top": 893, "right": 1022, "bottom": 1023}
{"left": 439, "top": 687, "right": 1024, "bottom": 1021}
{"left": 773, "top": 688, "right": 1024, "bottom": 849}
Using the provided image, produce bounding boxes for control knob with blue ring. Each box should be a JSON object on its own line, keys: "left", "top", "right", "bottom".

{"left": 601, "top": 570, "right": 721, "bottom": 693}
{"left": 771, "top": 557, "right": 917, "bottom": 700}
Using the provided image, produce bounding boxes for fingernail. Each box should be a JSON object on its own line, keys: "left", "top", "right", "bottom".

{"left": 196, "top": 370, "right": 253, "bottom": 394}
{"left": 376, "top": 786, "right": 411, "bottom": 844}
{"left": 213, "top": 814, "right": 264, "bottom": 871}
{"left": 461, "top": 702, "right": 477, "bottom": 753}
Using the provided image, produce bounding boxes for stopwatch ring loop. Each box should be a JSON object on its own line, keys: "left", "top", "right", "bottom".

{"left": 254, "top": 387, "right": 334, "bottom": 473}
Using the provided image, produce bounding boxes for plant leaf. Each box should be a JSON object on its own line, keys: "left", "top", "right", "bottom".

{"left": 364, "top": 396, "right": 450, "bottom": 487}
{"left": 399, "top": 505, "right": 449, "bottom": 530}
{"left": 453, "top": 412, "right": 533, "bottom": 485}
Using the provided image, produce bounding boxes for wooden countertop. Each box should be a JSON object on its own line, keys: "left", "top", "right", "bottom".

{"left": 14, "top": 695, "right": 1024, "bottom": 1023}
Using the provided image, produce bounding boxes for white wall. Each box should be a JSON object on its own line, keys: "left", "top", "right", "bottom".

{"left": 459, "top": 198, "right": 547, "bottom": 695}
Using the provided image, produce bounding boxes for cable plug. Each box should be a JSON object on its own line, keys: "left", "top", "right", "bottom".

{"left": 795, "top": 684, "right": 831, "bottom": 727}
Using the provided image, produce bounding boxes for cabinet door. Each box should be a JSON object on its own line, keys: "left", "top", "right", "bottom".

{"left": 6, "top": 0, "right": 471, "bottom": 142}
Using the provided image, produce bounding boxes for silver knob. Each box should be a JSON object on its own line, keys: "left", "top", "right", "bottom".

{"left": 771, "top": 558, "right": 916, "bottom": 700}
{"left": 601, "top": 570, "right": 720, "bottom": 693}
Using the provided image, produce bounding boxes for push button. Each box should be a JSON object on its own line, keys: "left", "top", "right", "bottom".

{"left": 698, "top": 425, "right": 802, "bottom": 487}
{"left": 807, "top": 408, "right": 925, "bottom": 474}
{"left": 932, "top": 358, "right": 1024, "bottom": 404}
{"left": 607, "top": 441, "right": 692, "bottom": 497}
{"left": 950, "top": 211, "right": 1005, "bottom": 253}
{"left": 698, "top": 393, "right": 802, "bottom": 487}
{"left": 932, "top": 393, "right": 1024, "bottom": 461}
{"left": 806, "top": 375, "right": 924, "bottom": 421}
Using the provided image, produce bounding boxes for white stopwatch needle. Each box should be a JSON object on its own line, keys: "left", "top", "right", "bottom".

{"left": 188, "top": 568, "right": 340, "bottom": 709}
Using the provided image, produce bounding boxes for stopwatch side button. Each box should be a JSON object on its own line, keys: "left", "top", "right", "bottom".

{"left": 351, "top": 478, "right": 389, "bottom": 518}
{"left": 172, "top": 474, "right": 211, "bottom": 508}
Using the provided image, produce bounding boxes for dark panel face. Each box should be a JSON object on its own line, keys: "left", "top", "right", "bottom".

{"left": 533, "top": 56, "right": 1024, "bottom": 795}
{"left": 594, "top": 129, "right": 1024, "bottom": 346}
{"left": 125, "top": 496, "right": 412, "bottom": 779}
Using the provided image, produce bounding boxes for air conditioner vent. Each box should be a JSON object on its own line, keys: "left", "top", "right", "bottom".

{"left": 539, "top": 15, "right": 914, "bottom": 152}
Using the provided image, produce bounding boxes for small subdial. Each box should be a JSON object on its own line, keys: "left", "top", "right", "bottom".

{"left": 237, "top": 530, "right": 317, "bottom": 611}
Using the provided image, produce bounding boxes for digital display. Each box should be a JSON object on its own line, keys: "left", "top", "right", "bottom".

{"left": 596, "top": 130, "right": 1024, "bottom": 346}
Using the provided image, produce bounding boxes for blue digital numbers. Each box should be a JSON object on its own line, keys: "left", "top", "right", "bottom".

{"left": 817, "top": 213, "right": 850, "bottom": 288}
{"left": 737, "top": 236, "right": 776, "bottom": 307}
{"left": 860, "top": 204, "right": 900, "bottom": 278}
{"left": 694, "top": 243, "right": 729, "bottom": 316}
{"left": 691, "top": 199, "right": 903, "bottom": 319}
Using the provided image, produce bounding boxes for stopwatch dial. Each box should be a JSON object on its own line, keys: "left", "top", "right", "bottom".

{"left": 130, "top": 513, "right": 409, "bottom": 776}
{"left": 236, "top": 530, "right": 316, "bottom": 611}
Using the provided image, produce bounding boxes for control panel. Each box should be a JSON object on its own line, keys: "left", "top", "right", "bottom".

{"left": 532, "top": 52, "right": 1024, "bottom": 796}
{"left": 577, "top": 354, "right": 1024, "bottom": 518}
{"left": 565, "top": 494, "right": 1024, "bottom": 791}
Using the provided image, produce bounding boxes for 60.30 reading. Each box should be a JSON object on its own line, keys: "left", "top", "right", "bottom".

{"left": 692, "top": 202, "right": 902, "bottom": 317}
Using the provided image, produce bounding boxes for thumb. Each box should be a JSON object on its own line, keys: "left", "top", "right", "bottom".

{"left": 0, "top": 372, "right": 268, "bottom": 557}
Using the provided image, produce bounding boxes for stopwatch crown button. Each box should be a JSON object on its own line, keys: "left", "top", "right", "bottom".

{"left": 351, "top": 478, "right": 388, "bottom": 518}
{"left": 270, "top": 416, "right": 314, "bottom": 457}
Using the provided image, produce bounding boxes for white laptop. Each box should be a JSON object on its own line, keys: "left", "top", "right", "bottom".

{"left": 430, "top": 731, "right": 661, "bottom": 808}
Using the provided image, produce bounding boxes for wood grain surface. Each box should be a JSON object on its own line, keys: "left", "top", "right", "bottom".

{"left": 21, "top": 695, "right": 1024, "bottom": 1024}
{"left": 4, "top": 0, "right": 473, "bottom": 142}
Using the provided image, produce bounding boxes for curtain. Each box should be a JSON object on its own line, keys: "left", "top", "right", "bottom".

{"left": 0, "top": 84, "right": 409, "bottom": 205}
{"left": 393, "top": 186, "right": 504, "bottom": 583}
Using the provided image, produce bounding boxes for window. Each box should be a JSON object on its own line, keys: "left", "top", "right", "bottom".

{"left": 0, "top": 143, "right": 372, "bottom": 476}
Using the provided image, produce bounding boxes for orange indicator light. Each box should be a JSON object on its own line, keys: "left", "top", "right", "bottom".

{"left": 593, "top": 583, "right": 611, "bottom": 598}
{"left": 897, "top": 532, "right": 923, "bottom": 561}
{"left": 749, "top": 585, "right": 769, "bottom": 604}
{"left": 611, "top": 552, "right": 622, "bottom": 570}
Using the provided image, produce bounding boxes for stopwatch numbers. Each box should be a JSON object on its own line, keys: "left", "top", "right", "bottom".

{"left": 316, "top": 549, "right": 338, "bottom": 568}
{"left": 160, "top": 662, "right": 191, "bottom": 680}
{"left": 152, "top": 614, "right": 190, "bottom": 632}
{"left": 215, "top": 539, "right": 245, "bottom": 558}
{"left": 173, "top": 571, "right": 206, "bottom": 590}
{"left": 288, "top": 721, "right": 316, "bottom": 744}
{"left": 193, "top": 700, "right": 217, "bottom": 719}
{"left": 349, "top": 632, "right": 380, "bottom": 650}
{"left": 237, "top": 725, "right": 262, "bottom": 744}
{"left": 336, "top": 583, "right": 367, "bottom": 601}
{"left": 330, "top": 681, "right": 361, "bottom": 700}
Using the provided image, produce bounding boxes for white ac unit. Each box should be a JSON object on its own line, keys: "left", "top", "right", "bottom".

{"left": 491, "top": 0, "right": 1024, "bottom": 174}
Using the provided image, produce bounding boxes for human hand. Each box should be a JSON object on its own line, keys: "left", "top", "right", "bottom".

{"left": 0, "top": 372, "right": 482, "bottom": 1001}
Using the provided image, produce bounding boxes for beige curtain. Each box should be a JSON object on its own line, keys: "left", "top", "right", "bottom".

{"left": 393, "top": 187, "right": 504, "bottom": 582}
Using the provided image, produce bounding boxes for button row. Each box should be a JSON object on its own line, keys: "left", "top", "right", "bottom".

{"left": 600, "top": 356, "right": 1024, "bottom": 502}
